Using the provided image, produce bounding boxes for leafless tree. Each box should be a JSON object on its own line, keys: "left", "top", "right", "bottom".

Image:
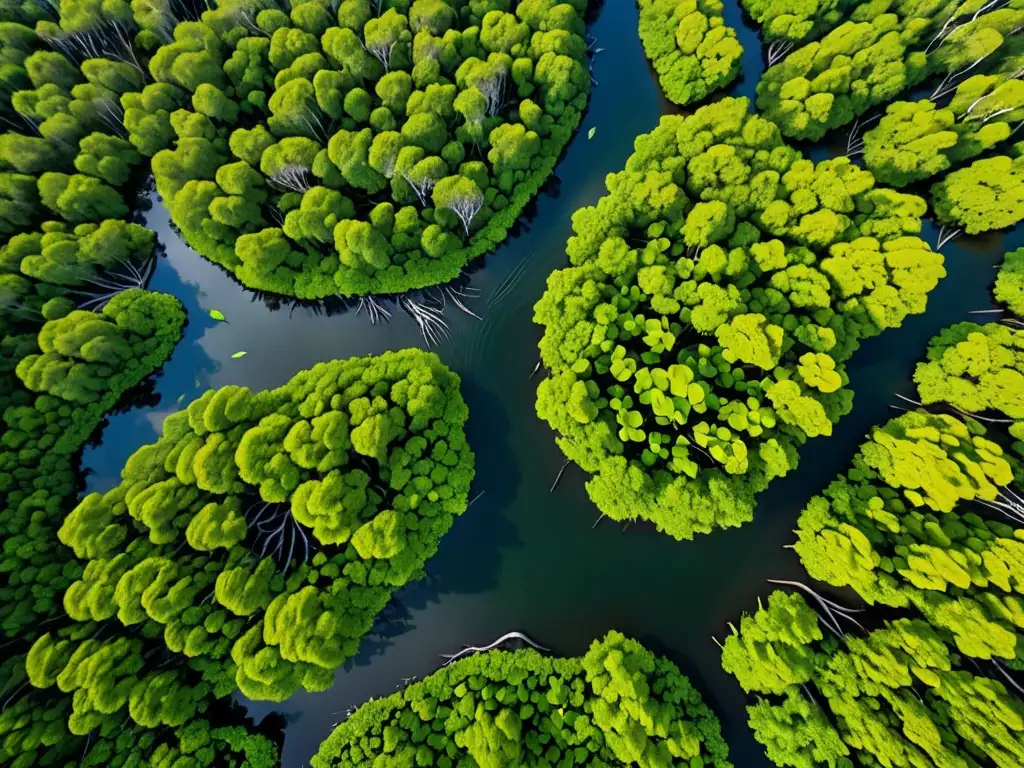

{"left": 767, "top": 39, "right": 795, "bottom": 66}
{"left": 73, "top": 253, "right": 157, "bottom": 310}
{"left": 268, "top": 164, "right": 313, "bottom": 193}
{"left": 474, "top": 71, "right": 506, "bottom": 116}
{"left": 402, "top": 171, "right": 437, "bottom": 206}
{"left": 438, "top": 188, "right": 483, "bottom": 237}
{"left": 364, "top": 34, "right": 397, "bottom": 73}
{"left": 245, "top": 500, "right": 314, "bottom": 575}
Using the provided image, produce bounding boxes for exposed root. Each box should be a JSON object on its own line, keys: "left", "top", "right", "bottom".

{"left": 845, "top": 113, "right": 879, "bottom": 156}
{"left": 355, "top": 296, "right": 393, "bottom": 325}
{"left": 992, "top": 659, "right": 1024, "bottom": 698}
{"left": 400, "top": 295, "right": 450, "bottom": 346}
{"left": 439, "top": 284, "right": 482, "bottom": 319}
{"left": 767, "top": 39, "right": 795, "bottom": 66}
{"left": 246, "top": 500, "right": 313, "bottom": 575}
{"left": 936, "top": 225, "right": 962, "bottom": 249}
{"left": 767, "top": 579, "right": 865, "bottom": 638}
{"left": 550, "top": 459, "right": 570, "bottom": 492}
{"left": 440, "top": 631, "right": 549, "bottom": 666}
{"left": 893, "top": 392, "right": 1014, "bottom": 425}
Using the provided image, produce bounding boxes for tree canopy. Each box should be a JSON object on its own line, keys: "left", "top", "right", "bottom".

{"left": 932, "top": 148, "right": 1024, "bottom": 237}
{"left": 37, "top": 349, "right": 475, "bottom": 710}
{"left": 723, "top": 251, "right": 1024, "bottom": 768}
{"left": 995, "top": 247, "right": 1024, "bottom": 317}
{"left": 313, "top": 631, "right": 733, "bottom": 768}
{"left": 723, "top": 590, "right": 1024, "bottom": 768}
{"left": 534, "top": 97, "right": 943, "bottom": 540}
{"left": 138, "top": 0, "right": 593, "bottom": 298}
{"left": 755, "top": 0, "right": 1022, "bottom": 141}
{"left": 637, "top": 0, "right": 742, "bottom": 106}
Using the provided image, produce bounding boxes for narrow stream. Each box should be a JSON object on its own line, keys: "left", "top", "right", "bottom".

{"left": 78, "top": 1, "right": 1022, "bottom": 765}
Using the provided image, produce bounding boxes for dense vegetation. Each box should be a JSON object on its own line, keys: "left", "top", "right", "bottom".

{"left": 534, "top": 96, "right": 944, "bottom": 540}
{"left": 636, "top": 0, "right": 742, "bottom": 106}
{"left": 313, "top": 631, "right": 732, "bottom": 768}
{"left": 996, "top": 246, "right": 1024, "bottom": 316}
{"left": 739, "top": 0, "right": 892, "bottom": 48}
{"left": 862, "top": 40, "right": 1024, "bottom": 188}
{"left": 136, "top": 0, "right": 593, "bottom": 298}
{"left": 720, "top": 252, "right": 1024, "bottom": 766}
{"left": 0, "top": 0, "right": 188, "bottom": 649}
{"left": 0, "top": 1, "right": 291, "bottom": 762}
{"left": 755, "top": 0, "right": 1021, "bottom": 141}
{"left": 32, "top": 349, "right": 474, "bottom": 711}
{"left": 722, "top": 591, "right": 1024, "bottom": 768}
{"left": 931, "top": 148, "right": 1024, "bottom": 239}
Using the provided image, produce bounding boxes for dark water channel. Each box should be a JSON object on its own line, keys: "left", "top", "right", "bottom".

{"left": 77, "top": 2, "right": 1022, "bottom": 765}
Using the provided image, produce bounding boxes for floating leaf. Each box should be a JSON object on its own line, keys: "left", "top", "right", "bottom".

{"left": 231, "top": 351, "right": 247, "bottom": 359}
{"left": 209, "top": 309, "right": 226, "bottom": 321}
{"left": 588, "top": 127, "right": 596, "bottom": 139}
{"left": 176, "top": 393, "right": 185, "bottom": 404}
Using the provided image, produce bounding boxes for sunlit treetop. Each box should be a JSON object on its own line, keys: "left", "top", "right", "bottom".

{"left": 30, "top": 349, "right": 474, "bottom": 712}
{"left": 535, "top": 97, "right": 944, "bottom": 540}
{"left": 313, "top": 631, "right": 733, "bottom": 768}
{"left": 637, "top": 0, "right": 742, "bottom": 106}
{"left": 137, "top": 0, "right": 594, "bottom": 298}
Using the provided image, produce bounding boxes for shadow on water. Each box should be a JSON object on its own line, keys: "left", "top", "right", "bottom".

{"left": 73, "top": 0, "right": 1024, "bottom": 766}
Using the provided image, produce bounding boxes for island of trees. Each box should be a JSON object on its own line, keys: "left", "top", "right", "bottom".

{"left": 32, "top": 349, "right": 474, "bottom": 712}
{"left": 128, "top": 0, "right": 595, "bottom": 298}
{"left": 313, "top": 630, "right": 732, "bottom": 767}
{"left": 534, "top": 96, "right": 944, "bottom": 540}
{"left": 719, "top": 251, "right": 1024, "bottom": 766}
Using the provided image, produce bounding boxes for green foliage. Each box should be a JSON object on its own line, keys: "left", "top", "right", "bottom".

{"left": 313, "top": 631, "right": 732, "bottom": 768}
{"left": 740, "top": 0, "right": 854, "bottom": 43}
{"left": 534, "top": 97, "right": 943, "bottom": 540}
{"left": 1, "top": 649, "right": 280, "bottom": 767}
{"left": 756, "top": 14, "right": 930, "bottom": 141}
{"left": 139, "top": 0, "right": 593, "bottom": 297}
{"left": 724, "top": 590, "right": 1024, "bottom": 768}
{"left": 796, "top": 411, "right": 1022, "bottom": 654}
{"left": 932, "top": 150, "right": 1024, "bottom": 236}
{"left": 996, "top": 247, "right": 1024, "bottom": 317}
{"left": 914, "top": 321, "right": 1024, "bottom": 419}
{"left": 1, "top": 289, "right": 185, "bottom": 640}
{"left": 637, "top": 0, "right": 742, "bottom": 106}
{"left": 45, "top": 349, "right": 474, "bottom": 707}
{"left": 722, "top": 591, "right": 823, "bottom": 695}
{"left": 864, "top": 37, "right": 1024, "bottom": 187}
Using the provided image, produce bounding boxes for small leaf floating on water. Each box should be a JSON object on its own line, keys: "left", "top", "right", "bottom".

{"left": 588, "top": 127, "right": 596, "bottom": 139}
{"left": 176, "top": 393, "right": 186, "bottom": 404}
{"left": 231, "top": 351, "right": 248, "bottom": 359}
{"left": 209, "top": 309, "right": 226, "bottom": 321}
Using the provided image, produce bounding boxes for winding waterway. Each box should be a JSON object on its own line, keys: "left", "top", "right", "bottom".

{"left": 78, "top": 1, "right": 1024, "bottom": 765}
